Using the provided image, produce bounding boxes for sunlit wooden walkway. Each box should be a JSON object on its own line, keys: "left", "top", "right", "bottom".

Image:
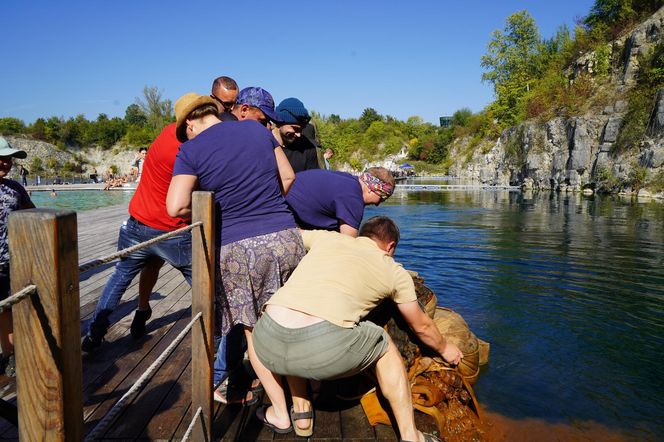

{"left": 0, "top": 204, "right": 435, "bottom": 441}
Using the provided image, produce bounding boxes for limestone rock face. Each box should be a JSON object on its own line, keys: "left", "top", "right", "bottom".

{"left": 447, "top": 7, "right": 664, "bottom": 198}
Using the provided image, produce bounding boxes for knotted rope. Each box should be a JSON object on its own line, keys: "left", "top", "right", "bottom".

{"left": 0, "top": 284, "right": 37, "bottom": 312}
{"left": 79, "top": 222, "right": 202, "bottom": 274}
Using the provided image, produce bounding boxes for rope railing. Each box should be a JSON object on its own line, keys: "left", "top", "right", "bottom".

{"left": 181, "top": 407, "right": 203, "bottom": 442}
{"left": 85, "top": 312, "right": 203, "bottom": 441}
{"left": 0, "top": 284, "right": 36, "bottom": 313}
{"left": 78, "top": 221, "right": 202, "bottom": 273}
{"left": 8, "top": 193, "right": 216, "bottom": 440}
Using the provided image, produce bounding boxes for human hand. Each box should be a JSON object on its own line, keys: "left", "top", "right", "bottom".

{"left": 441, "top": 342, "right": 463, "bottom": 366}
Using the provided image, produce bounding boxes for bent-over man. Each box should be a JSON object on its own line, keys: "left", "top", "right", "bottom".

{"left": 249, "top": 216, "right": 462, "bottom": 441}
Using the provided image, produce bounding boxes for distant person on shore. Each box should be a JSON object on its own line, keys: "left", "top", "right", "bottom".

{"left": 272, "top": 98, "right": 320, "bottom": 173}
{"left": 250, "top": 217, "right": 460, "bottom": 439}
{"left": 323, "top": 148, "right": 334, "bottom": 170}
{"left": 211, "top": 76, "right": 239, "bottom": 122}
{"left": 82, "top": 123, "right": 193, "bottom": 353}
{"left": 0, "top": 137, "right": 35, "bottom": 377}
{"left": 132, "top": 147, "right": 148, "bottom": 182}
{"left": 286, "top": 167, "right": 395, "bottom": 237}
{"left": 18, "top": 165, "right": 29, "bottom": 186}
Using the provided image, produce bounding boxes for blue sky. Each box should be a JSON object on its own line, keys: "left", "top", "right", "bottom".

{"left": 1, "top": 0, "right": 595, "bottom": 125}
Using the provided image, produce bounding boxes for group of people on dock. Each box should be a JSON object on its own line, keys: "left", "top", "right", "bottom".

{"left": 1, "top": 76, "right": 461, "bottom": 441}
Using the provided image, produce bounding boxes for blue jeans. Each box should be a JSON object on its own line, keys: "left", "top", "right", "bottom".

{"left": 214, "top": 324, "right": 247, "bottom": 386}
{"left": 88, "top": 217, "right": 192, "bottom": 338}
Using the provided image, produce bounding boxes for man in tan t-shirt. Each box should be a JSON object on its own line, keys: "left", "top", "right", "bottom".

{"left": 249, "top": 216, "right": 462, "bottom": 441}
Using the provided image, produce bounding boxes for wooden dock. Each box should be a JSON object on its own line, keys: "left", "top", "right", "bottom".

{"left": 0, "top": 204, "right": 436, "bottom": 441}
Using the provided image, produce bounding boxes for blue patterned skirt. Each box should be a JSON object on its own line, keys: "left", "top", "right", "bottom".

{"left": 215, "top": 228, "right": 305, "bottom": 335}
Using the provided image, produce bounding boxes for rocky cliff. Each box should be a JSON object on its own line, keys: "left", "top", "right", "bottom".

{"left": 6, "top": 135, "right": 142, "bottom": 180}
{"left": 448, "top": 6, "right": 664, "bottom": 199}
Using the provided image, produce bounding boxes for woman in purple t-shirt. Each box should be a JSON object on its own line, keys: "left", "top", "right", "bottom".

{"left": 166, "top": 94, "right": 306, "bottom": 420}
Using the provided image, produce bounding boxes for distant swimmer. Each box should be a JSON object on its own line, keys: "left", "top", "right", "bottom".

{"left": 50, "top": 189, "right": 57, "bottom": 197}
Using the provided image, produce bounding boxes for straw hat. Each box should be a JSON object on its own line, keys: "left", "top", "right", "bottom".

{"left": 174, "top": 93, "right": 216, "bottom": 142}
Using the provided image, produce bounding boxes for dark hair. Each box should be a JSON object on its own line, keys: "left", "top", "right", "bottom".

{"left": 187, "top": 104, "right": 219, "bottom": 121}
{"left": 211, "top": 76, "right": 238, "bottom": 93}
{"left": 359, "top": 216, "right": 400, "bottom": 244}
{"left": 139, "top": 147, "right": 148, "bottom": 153}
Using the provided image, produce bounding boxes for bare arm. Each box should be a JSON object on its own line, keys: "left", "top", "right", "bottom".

{"left": 166, "top": 174, "right": 198, "bottom": 218}
{"left": 339, "top": 223, "right": 358, "bottom": 237}
{"left": 397, "top": 300, "right": 463, "bottom": 365}
{"left": 274, "top": 146, "right": 295, "bottom": 195}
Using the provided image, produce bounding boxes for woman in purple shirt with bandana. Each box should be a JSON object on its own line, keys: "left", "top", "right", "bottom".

{"left": 285, "top": 167, "right": 396, "bottom": 237}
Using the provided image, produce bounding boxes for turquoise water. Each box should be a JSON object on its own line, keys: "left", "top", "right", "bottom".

{"left": 29, "top": 190, "right": 134, "bottom": 211}
{"left": 367, "top": 190, "right": 664, "bottom": 439}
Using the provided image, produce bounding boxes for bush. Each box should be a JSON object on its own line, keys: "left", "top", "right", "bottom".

{"left": 646, "top": 169, "right": 664, "bottom": 193}
{"left": 0, "top": 118, "right": 26, "bottom": 135}
{"left": 595, "top": 165, "right": 621, "bottom": 192}
{"left": 628, "top": 164, "right": 647, "bottom": 191}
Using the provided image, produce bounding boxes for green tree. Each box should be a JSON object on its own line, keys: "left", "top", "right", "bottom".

{"left": 0, "top": 118, "right": 26, "bottom": 135}
{"left": 481, "top": 10, "right": 542, "bottom": 127}
{"left": 44, "top": 117, "right": 63, "bottom": 144}
{"left": 29, "top": 118, "right": 47, "bottom": 140}
{"left": 328, "top": 114, "right": 341, "bottom": 124}
{"left": 124, "top": 103, "right": 148, "bottom": 126}
{"left": 136, "top": 86, "right": 173, "bottom": 132}
{"left": 450, "top": 108, "right": 473, "bottom": 127}
{"left": 359, "top": 108, "right": 382, "bottom": 131}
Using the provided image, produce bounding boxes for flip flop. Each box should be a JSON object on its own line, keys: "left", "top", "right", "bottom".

{"left": 290, "top": 405, "right": 314, "bottom": 437}
{"left": 214, "top": 380, "right": 259, "bottom": 406}
{"left": 255, "top": 405, "right": 293, "bottom": 434}
{"left": 400, "top": 432, "right": 443, "bottom": 442}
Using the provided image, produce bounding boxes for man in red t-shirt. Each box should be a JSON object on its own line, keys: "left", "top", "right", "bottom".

{"left": 82, "top": 123, "right": 193, "bottom": 352}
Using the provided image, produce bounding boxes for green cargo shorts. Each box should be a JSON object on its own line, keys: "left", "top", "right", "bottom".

{"left": 253, "top": 312, "right": 389, "bottom": 381}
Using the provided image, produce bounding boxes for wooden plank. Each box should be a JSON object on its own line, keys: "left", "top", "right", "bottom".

{"left": 81, "top": 282, "right": 191, "bottom": 422}
{"left": 83, "top": 305, "right": 193, "bottom": 437}
{"left": 102, "top": 323, "right": 193, "bottom": 439}
{"left": 191, "top": 191, "right": 216, "bottom": 441}
{"left": 9, "top": 209, "right": 83, "bottom": 441}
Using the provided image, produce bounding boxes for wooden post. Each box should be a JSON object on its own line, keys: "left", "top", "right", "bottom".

{"left": 8, "top": 209, "right": 83, "bottom": 441}
{"left": 191, "top": 191, "right": 215, "bottom": 441}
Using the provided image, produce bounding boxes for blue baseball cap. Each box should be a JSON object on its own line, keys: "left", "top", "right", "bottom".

{"left": 236, "top": 87, "right": 279, "bottom": 123}
{"left": 276, "top": 98, "right": 310, "bottom": 126}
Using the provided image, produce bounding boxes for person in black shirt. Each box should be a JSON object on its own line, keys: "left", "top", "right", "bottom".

{"left": 272, "top": 98, "right": 320, "bottom": 173}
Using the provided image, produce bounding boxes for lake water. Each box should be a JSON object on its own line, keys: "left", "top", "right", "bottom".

{"left": 367, "top": 189, "right": 664, "bottom": 440}
{"left": 29, "top": 189, "right": 134, "bottom": 211}
{"left": 25, "top": 186, "right": 664, "bottom": 439}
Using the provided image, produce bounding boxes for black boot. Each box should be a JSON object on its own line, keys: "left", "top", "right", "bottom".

{"left": 82, "top": 311, "right": 110, "bottom": 353}
{"left": 130, "top": 307, "right": 152, "bottom": 339}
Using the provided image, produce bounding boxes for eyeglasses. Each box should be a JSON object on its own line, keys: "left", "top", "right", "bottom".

{"left": 210, "top": 95, "right": 236, "bottom": 111}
